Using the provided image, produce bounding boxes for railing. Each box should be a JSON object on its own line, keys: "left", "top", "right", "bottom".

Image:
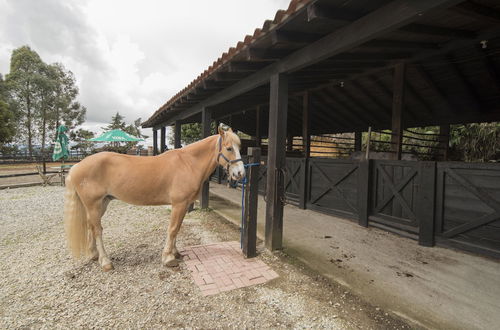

{"left": 225, "top": 153, "right": 500, "bottom": 259}
{"left": 0, "top": 150, "right": 87, "bottom": 164}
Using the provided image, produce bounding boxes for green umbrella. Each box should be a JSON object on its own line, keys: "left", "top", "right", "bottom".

{"left": 52, "top": 125, "right": 70, "bottom": 161}
{"left": 89, "top": 129, "right": 144, "bottom": 142}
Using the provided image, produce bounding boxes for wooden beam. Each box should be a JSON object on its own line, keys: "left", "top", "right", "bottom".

{"left": 364, "top": 39, "right": 440, "bottom": 50}
{"left": 174, "top": 121, "right": 181, "bottom": 149}
{"left": 160, "top": 126, "right": 166, "bottom": 152}
{"left": 214, "top": 72, "right": 249, "bottom": 82}
{"left": 444, "top": 54, "right": 482, "bottom": 111}
{"left": 200, "top": 108, "right": 211, "bottom": 209}
{"left": 286, "top": 134, "right": 294, "bottom": 151}
{"left": 404, "top": 78, "right": 435, "bottom": 120}
{"left": 354, "top": 131, "right": 362, "bottom": 151}
{"left": 329, "top": 52, "right": 411, "bottom": 61}
{"left": 438, "top": 125, "right": 450, "bottom": 161}
{"left": 311, "top": 61, "right": 387, "bottom": 69}
{"left": 402, "top": 24, "right": 476, "bottom": 39}
{"left": 477, "top": 48, "right": 500, "bottom": 94}
{"left": 306, "top": 3, "right": 361, "bottom": 23}
{"left": 350, "top": 80, "right": 392, "bottom": 119}
{"left": 152, "top": 129, "right": 158, "bottom": 155}
{"left": 412, "top": 64, "right": 456, "bottom": 114}
{"left": 331, "top": 85, "right": 389, "bottom": 123}
{"left": 453, "top": 1, "right": 500, "bottom": 24}
{"left": 376, "top": 74, "right": 421, "bottom": 124}
{"left": 270, "top": 30, "right": 322, "bottom": 45}
{"left": 306, "top": 3, "right": 476, "bottom": 39}
{"left": 391, "top": 63, "right": 406, "bottom": 160}
{"left": 246, "top": 48, "right": 291, "bottom": 61}
{"left": 202, "top": 79, "right": 229, "bottom": 90}
{"left": 320, "top": 27, "right": 500, "bottom": 102}
{"left": 265, "top": 73, "right": 288, "bottom": 251}
{"left": 302, "top": 92, "right": 311, "bottom": 158}
{"left": 156, "top": 0, "right": 465, "bottom": 126}
{"left": 312, "top": 91, "right": 362, "bottom": 127}
{"left": 255, "top": 105, "right": 262, "bottom": 147}
{"left": 228, "top": 61, "right": 268, "bottom": 72}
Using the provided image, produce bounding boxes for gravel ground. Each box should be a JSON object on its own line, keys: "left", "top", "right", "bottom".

{"left": 0, "top": 186, "right": 411, "bottom": 329}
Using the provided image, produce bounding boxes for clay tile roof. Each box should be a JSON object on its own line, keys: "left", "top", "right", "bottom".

{"left": 143, "top": 0, "right": 313, "bottom": 127}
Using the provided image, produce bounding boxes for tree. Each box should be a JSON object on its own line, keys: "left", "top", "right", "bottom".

{"left": 50, "top": 63, "right": 86, "bottom": 137}
{"left": 70, "top": 128, "right": 95, "bottom": 155}
{"left": 5, "top": 46, "right": 86, "bottom": 158}
{"left": 5, "top": 46, "right": 44, "bottom": 156}
{"left": 167, "top": 122, "right": 214, "bottom": 146}
{"left": 103, "top": 112, "right": 127, "bottom": 131}
{"left": 102, "top": 113, "right": 146, "bottom": 151}
{"left": 0, "top": 74, "right": 15, "bottom": 150}
{"left": 450, "top": 122, "right": 500, "bottom": 161}
{"left": 124, "top": 118, "right": 148, "bottom": 139}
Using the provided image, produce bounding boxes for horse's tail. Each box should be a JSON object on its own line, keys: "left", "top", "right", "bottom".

{"left": 63, "top": 169, "right": 90, "bottom": 258}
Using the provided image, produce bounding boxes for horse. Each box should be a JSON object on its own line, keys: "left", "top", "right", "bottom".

{"left": 63, "top": 126, "right": 245, "bottom": 272}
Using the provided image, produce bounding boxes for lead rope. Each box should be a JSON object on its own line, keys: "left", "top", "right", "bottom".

{"left": 240, "top": 162, "right": 261, "bottom": 249}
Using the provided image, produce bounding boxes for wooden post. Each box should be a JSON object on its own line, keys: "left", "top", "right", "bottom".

{"left": 302, "top": 92, "right": 311, "bottom": 158}
{"left": 173, "top": 120, "right": 194, "bottom": 212}
{"left": 265, "top": 73, "right": 288, "bottom": 251}
{"left": 153, "top": 129, "right": 158, "bottom": 155}
{"left": 160, "top": 126, "right": 166, "bottom": 153}
{"left": 299, "top": 91, "right": 311, "bottom": 210}
{"left": 200, "top": 108, "right": 211, "bottom": 209}
{"left": 243, "top": 147, "right": 260, "bottom": 258}
{"left": 358, "top": 159, "right": 372, "bottom": 227}
{"left": 438, "top": 125, "right": 450, "bottom": 161}
{"left": 255, "top": 106, "right": 262, "bottom": 148}
{"left": 365, "top": 126, "right": 372, "bottom": 160}
{"left": 286, "top": 134, "right": 294, "bottom": 151}
{"left": 417, "top": 161, "right": 436, "bottom": 246}
{"left": 391, "top": 62, "right": 405, "bottom": 160}
{"left": 354, "top": 132, "right": 362, "bottom": 151}
{"left": 174, "top": 121, "right": 182, "bottom": 149}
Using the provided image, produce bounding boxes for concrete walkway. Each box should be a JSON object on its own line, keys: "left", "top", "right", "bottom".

{"left": 209, "top": 183, "right": 500, "bottom": 330}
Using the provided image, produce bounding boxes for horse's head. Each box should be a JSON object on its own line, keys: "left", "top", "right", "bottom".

{"left": 216, "top": 126, "right": 245, "bottom": 181}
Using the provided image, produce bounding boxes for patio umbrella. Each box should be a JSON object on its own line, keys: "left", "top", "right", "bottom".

{"left": 52, "top": 125, "right": 70, "bottom": 161}
{"left": 89, "top": 129, "right": 144, "bottom": 142}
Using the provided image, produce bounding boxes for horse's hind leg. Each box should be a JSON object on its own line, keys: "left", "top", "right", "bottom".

{"left": 88, "top": 198, "right": 111, "bottom": 261}
{"left": 162, "top": 202, "right": 188, "bottom": 267}
{"left": 87, "top": 200, "right": 113, "bottom": 271}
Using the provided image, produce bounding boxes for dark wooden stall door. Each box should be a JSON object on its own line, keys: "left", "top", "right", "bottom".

{"left": 435, "top": 163, "right": 500, "bottom": 258}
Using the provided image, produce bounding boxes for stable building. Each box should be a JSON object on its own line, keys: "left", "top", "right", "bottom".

{"left": 143, "top": 0, "right": 500, "bottom": 259}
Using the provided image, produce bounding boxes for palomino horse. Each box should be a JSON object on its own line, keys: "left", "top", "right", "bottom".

{"left": 64, "top": 126, "right": 245, "bottom": 271}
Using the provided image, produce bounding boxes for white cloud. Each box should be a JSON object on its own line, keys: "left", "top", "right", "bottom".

{"left": 0, "top": 0, "right": 290, "bottom": 145}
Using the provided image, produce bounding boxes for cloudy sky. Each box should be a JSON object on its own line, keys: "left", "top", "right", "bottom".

{"left": 0, "top": 0, "right": 290, "bottom": 145}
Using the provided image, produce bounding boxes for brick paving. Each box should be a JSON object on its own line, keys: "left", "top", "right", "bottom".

{"left": 180, "top": 241, "right": 279, "bottom": 296}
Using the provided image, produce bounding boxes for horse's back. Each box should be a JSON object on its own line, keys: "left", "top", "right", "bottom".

{"left": 70, "top": 151, "right": 189, "bottom": 205}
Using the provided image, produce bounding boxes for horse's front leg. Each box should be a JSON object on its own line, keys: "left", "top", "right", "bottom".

{"left": 162, "top": 202, "right": 188, "bottom": 267}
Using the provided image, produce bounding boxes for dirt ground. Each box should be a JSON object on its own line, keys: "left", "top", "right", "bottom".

{"left": 0, "top": 186, "right": 412, "bottom": 329}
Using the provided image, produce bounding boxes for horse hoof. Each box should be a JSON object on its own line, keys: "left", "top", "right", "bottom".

{"left": 174, "top": 251, "right": 182, "bottom": 259}
{"left": 102, "top": 263, "right": 114, "bottom": 272}
{"left": 164, "top": 258, "right": 179, "bottom": 267}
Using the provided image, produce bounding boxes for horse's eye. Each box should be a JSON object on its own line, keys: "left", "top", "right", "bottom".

{"left": 226, "top": 147, "right": 233, "bottom": 152}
